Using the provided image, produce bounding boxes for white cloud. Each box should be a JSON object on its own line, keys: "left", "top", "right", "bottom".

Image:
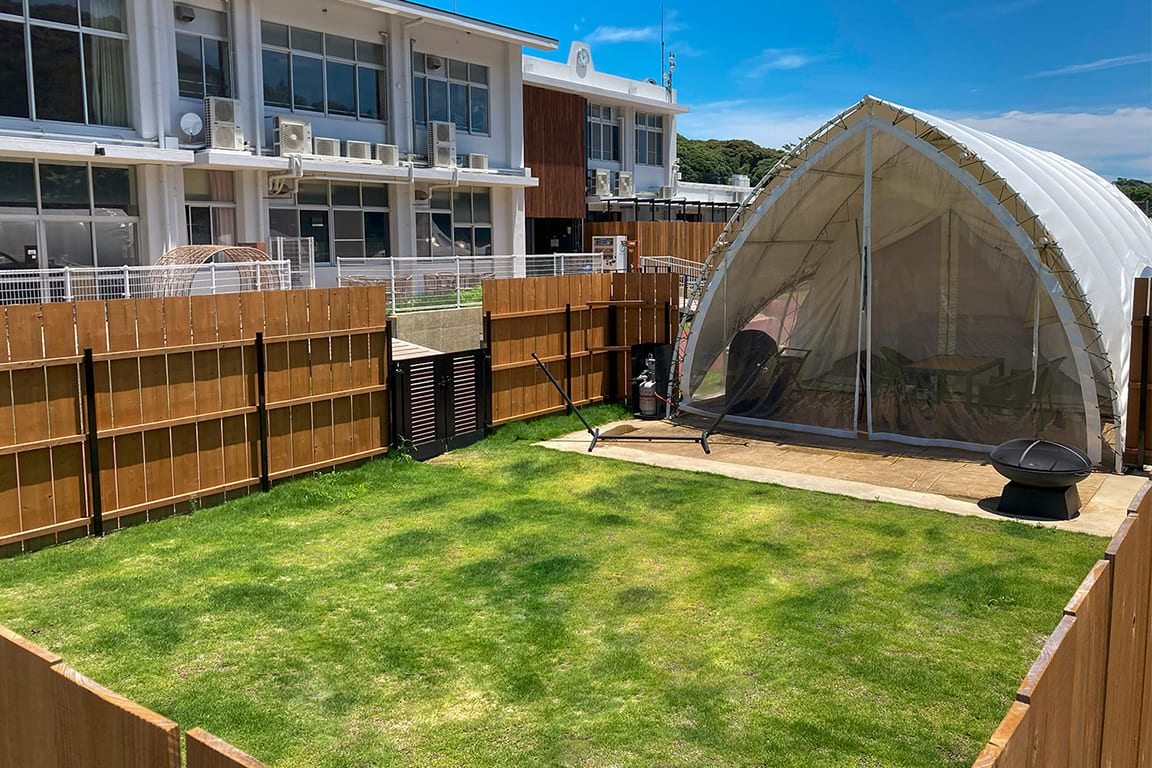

{"left": 1028, "top": 53, "right": 1152, "bottom": 79}
{"left": 677, "top": 102, "right": 1152, "bottom": 179}
{"left": 677, "top": 102, "right": 830, "bottom": 150}
{"left": 586, "top": 10, "right": 683, "bottom": 45}
{"left": 735, "top": 49, "right": 817, "bottom": 80}
{"left": 585, "top": 25, "right": 660, "bottom": 43}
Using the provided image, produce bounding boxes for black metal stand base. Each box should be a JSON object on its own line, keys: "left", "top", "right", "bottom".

{"left": 998, "top": 481, "right": 1081, "bottom": 520}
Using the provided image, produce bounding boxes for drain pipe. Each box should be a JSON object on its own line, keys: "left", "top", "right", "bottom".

{"left": 267, "top": 154, "right": 304, "bottom": 195}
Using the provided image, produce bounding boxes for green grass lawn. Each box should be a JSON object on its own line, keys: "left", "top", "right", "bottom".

{"left": 0, "top": 406, "right": 1104, "bottom": 767}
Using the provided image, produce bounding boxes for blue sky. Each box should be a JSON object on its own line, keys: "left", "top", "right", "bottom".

{"left": 447, "top": 0, "right": 1151, "bottom": 180}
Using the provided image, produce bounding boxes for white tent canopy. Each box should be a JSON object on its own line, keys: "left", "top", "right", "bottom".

{"left": 681, "top": 96, "right": 1152, "bottom": 466}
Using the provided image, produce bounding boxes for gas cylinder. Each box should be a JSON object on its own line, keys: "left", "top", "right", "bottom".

{"left": 639, "top": 376, "right": 657, "bottom": 417}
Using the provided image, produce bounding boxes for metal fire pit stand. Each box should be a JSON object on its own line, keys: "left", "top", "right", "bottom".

{"left": 531, "top": 353, "right": 711, "bottom": 453}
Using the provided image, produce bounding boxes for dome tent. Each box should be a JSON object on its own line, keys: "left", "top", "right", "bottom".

{"left": 680, "top": 96, "right": 1152, "bottom": 467}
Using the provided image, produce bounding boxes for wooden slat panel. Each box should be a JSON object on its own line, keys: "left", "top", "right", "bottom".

{"left": 1101, "top": 500, "right": 1152, "bottom": 767}
{"left": 329, "top": 289, "right": 354, "bottom": 458}
{"left": 285, "top": 290, "right": 312, "bottom": 470}
{"left": 186, "top": 728, "right": 270, "bottom": 768}
{"left": 523, "top": 85, "right": 586, "bottom": 219}
{"left": 367, "top": 286, "right": 389, "bottom": 453}
{"left": 308, "top": 289, "right": 335, "bottom": 465}
{"left": 0, "top": 625, "right": 63, "bottom": 768}
{"left": 1063, "top": 559, "right": 1112, "bottom": 766}
{"left": 51, "top": 663, "right": 180, "bottom": 768}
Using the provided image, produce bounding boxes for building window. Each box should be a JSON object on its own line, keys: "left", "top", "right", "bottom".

{"left": 0, "top": 159, "right": 138, "bottom": 267}
{"left": 175, "top": 6, "right": 231, "bottom": 100}
{"left": 0, "top": 0, "right": 129, "bottom": 127}
{"left": 184, "top": 169, "right": 235, "bottom": 245}
{"left": 587, "top": 104, "right": 619, "bottom": 162}
{"left": 268, "top": 180, "right": 390, "bottom": 263}
{"left": 415, "top": 187, "right": 491, "bottom": 257}
{"left": 261, "top": 22, "right": 387, "bottom": 121}
{"left": 635, "top": 112, "right": 664, "bottom": 166}
{"left": 412, "top": 52, "right": 488, "bottom": 134}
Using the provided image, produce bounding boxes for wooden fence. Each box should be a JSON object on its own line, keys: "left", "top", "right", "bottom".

{"left": 972, "top": 483, "right": 1152, "bottom": 767}
{"left": 482, "top": 273, "right": 677, "bottom": 425}
{"left": 585, "top": 221, "right": 726, "bottom": 269}
{"left": 1127, "top": 277, "right": 1152, "bottom": 465}
{"left": 0, "top": 287, "right": 389, "bottom": 555}
{"left": 1, "top": 624, "right": 269, "bottom": 768}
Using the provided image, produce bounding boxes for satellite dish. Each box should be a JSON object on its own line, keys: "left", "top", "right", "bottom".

{"left": 179, "top": 112, "right": 204, "bottom": 140}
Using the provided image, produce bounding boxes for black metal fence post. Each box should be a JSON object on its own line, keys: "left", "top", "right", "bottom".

{"left": 386, "top": 321, "right": 397, "bottom": 450}
{"left": 484, "top": 311, "right": 494, "bottom": 431}
{"left": 82, "top": 349, "right": 103, "bottom": 537}
{"left": 255, "top": 332, "right": 270, "bottom": 492}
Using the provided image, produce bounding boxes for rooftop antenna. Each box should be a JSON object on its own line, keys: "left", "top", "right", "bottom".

{"left": 660, "top": 3, "right": 664, "bottom": 85}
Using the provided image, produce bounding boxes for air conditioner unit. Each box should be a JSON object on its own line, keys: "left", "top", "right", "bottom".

{"left": 592, "top": 168, "right": 611, "bottom": 197}
{"left": 274, "top": 117, "right": 312, "bottom": 155}
{"left": 204, "top": 97, "right": 244, "bottom": 150}
{"left": 659, "top": 185, "right": 676, "bottom": 199}
{"left": 616, "top": 171, "right": 634, "bottom": 197}
{"left": 427, "top": 120, "right": 456, "bottom": 168}
{"left": 464, "top": 153, "right": 488, "bottom": 170}
{"left": 345, "top": 140, "right": 372, "bottom": 160}
{"left": 313, "top": 137, "right": 340, "bottom": 157}
{"left": 376, "top": 143, "right": 399, "bottom": 165}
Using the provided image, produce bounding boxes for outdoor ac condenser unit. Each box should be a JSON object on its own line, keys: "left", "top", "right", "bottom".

{"left": 376, "top": 144, "right": 399, "bottom": 165}
{"left": 616, "top": 171, "right": 634, "bottom": 197}
{"left": 593, "top": 168, "right": 611, "bottom": 197}
{"left": 428, "top": 120, "right": 457, "bottom": 167}
{"left": 275, "top": 117, "right": 312, "bottom": 155}
{"left": 465, "top": 153, "right": 488, "bottom": 170}
{"left": 313, "top": 137, "right": 340, "bottom": 157}
{"left": 204, "top": 97, "right": 244, "bottom": 150}
{"left": 345, "top": 140, "right": 372, "bottom": 160}
{"left": 659, "top": 185, "right": 676, "bottom": 199}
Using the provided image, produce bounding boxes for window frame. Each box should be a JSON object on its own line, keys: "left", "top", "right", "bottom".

{"left": 175, "top": 21, "right": 232, "bottom": 101}
{"left": 260, "top": 22, "right": 388, "bottom": 124}
{"left": 635, "top": 112, "right": 665, "bottom": 166}
{"left": 0, "top": 2, "right": 131, "bottom": 127}
{"left": 0, "top": 158, "right": 139, "bottom": 267}
{"left": 267, "top": 179, "right": 391, "bottom": 263}
{"left": 411, "top": 51, "right": 489, "bottom": 136}
{"left": 586, "top": 103, "right": 620, "bottom": 162}
{"left": 415, "top": 186, "right": 492, "bottom": 258}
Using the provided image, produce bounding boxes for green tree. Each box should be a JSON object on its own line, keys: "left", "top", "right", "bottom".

{"left": 676, "top": 135, "right": 785, "bottom": 186}
{"left": 1116, "top": 178, "right": 1151, "bottom": 216}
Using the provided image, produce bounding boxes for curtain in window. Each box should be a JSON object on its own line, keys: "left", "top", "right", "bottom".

{"left": 85, "top": 29, "right": 128, "bottom": 125}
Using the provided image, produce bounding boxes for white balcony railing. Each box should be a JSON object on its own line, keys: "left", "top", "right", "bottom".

{"left": 336, "top": 253, "right": 608, "bottom": 312}
{"left": 0, "top": 261, "right": 292, "bottom": 306}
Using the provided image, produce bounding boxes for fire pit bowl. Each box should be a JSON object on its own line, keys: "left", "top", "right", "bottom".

{"left": 989, "top": 439, "right": 1092, "bottom": 520}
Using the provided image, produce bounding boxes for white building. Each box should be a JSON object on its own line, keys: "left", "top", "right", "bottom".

{"left": 523, "top": 42, "right": 747, "bottom": 234}
{"left": 0, "top": 0, "right": 557, "bottom": 284}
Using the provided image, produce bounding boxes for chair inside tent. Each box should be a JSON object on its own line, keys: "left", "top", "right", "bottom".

{"left": 680, "top": 97, "right": 1152, "bottom": 467}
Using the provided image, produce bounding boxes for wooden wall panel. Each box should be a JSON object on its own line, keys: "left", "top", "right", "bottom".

{"left": 523, "top": 85, "right": 587, "bottom": 220}
{"left": 586, "top": 221, "right": 726, "bottom": 267}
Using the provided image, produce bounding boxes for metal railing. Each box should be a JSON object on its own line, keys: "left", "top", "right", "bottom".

{"left": 0, "top": 261, "right": 292, "bottom": 305}
{"left": 336, "top": 253, "right": 609, "bottom": 313}
{"left": 639, "top": 255, "right": 705, "bottom": 307}
{"left": 524, "top": 253, "right": 607, "bottom": 277}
